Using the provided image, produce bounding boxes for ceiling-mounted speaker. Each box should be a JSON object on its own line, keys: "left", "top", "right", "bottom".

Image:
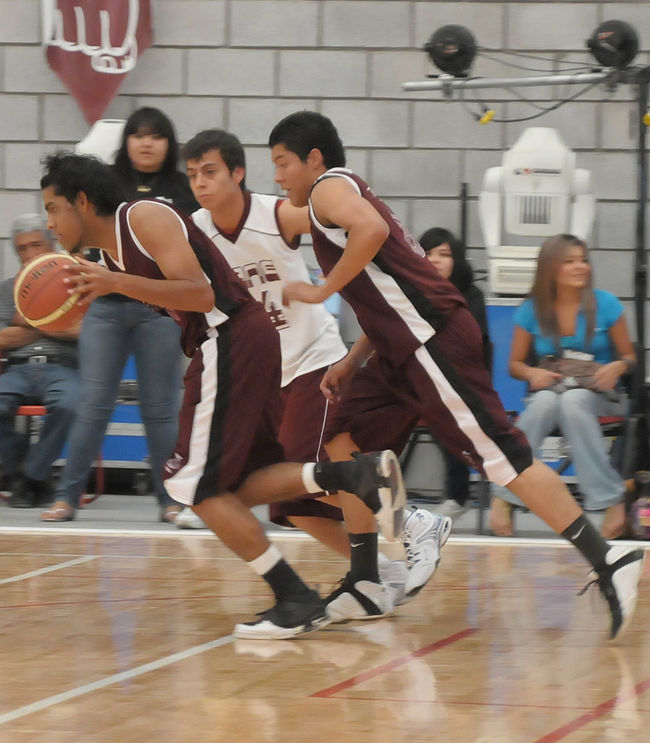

{"left": 425, "top": 25, "right": 477, "bottom": 77}
{"left": 587, "top": 20, "right": 639, "bottom": 69}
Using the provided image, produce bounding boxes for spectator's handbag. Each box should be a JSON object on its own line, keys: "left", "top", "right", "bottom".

{"left": 538, "top": 351, "right": 602, "bottom": 392}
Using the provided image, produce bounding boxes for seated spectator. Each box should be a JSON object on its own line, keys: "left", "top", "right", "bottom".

{"left": 489, "top": 234, "right": 636, "bottom": 538}
{"left": 41, "top": 107, "right": 191, "bottom": 523}
{"left": 0, "top": 214, "right": 79, "bottom": 507}
{"left": 419, "top": 227, "right": 491, "bottom": 521}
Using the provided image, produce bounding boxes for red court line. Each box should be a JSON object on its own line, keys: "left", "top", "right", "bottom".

{"left": 310, "top": 627, "right": 477, "bottom": 698}
{"left": 535, "top": 676, "right": 650, "bottom": 742}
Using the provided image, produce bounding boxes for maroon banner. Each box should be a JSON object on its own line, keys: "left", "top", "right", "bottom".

{"left": 42, "top": 1, "right": 152, "bottom": 124}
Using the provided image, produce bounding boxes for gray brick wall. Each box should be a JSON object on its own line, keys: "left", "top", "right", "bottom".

{"left": 0, "top": 0, "right": 648, "bottom": 355}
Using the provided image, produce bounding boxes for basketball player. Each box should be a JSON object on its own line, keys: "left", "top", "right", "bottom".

{"left": 267, "top": 110, "right": 645, "bottom": 640}
{"left": 181, "top": 128, "right": 451, "bottom": 619}
{"left": 39, "top": 152, "right": 405, "bottom": 640}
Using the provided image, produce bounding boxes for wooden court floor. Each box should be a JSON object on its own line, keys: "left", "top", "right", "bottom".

{"left": 0, "top": 531, "right": 648, "bottom": 742}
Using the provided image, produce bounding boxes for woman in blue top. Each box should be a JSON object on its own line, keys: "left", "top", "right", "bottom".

{"left": 490, "top": 234, "right": 636, "bottom": 538}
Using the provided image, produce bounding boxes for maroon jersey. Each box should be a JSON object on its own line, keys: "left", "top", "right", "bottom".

{"left": 103, "top": 200, "right": 257, "bottom": 356}
{"left": 309, "top": 169, "right": 466, "bottom": 365}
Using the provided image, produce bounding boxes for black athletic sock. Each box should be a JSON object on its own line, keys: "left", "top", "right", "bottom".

{"left": 263, "top": 559, "right": 313, "bottom": 602}
{"left": 561, "top": 515, "right": 610, "bottom": 572}
{"left": 312, "top": 458, "right": 381, "bottom": 512}
{"left": 349, "top": 532, "right": 379, "bottom": 583}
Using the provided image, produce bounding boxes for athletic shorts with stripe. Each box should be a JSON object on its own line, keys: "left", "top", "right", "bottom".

{"left": 163, "top": 304, "right": 286, "bottom": 506}
{"left": 326, "top": 306, "right": 532, "bottom": 487}
{"left": 269, "top": 365, "right": 344, "bottom": 526}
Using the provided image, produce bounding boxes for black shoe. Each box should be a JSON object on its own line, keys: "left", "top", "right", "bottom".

{"left": 233, "top": 590, "right": 330, "bottom": 639}
{"left": 8, "top": 475, "right": 35, "bottom": 508}
{"left": 30, "top": 477, "right": 54, "bottom": 507}
{"left": 351, "top": 450, "right": 407, "bottom": 541}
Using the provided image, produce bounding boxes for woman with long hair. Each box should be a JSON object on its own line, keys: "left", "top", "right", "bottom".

{"left": 489, "top": 234, "right": 636, "bottom": 538}
{"left": 112, "top": 107, "right": 198, "bottom": 214}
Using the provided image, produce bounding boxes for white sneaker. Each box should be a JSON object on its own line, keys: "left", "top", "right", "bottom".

{"left": 326, "top": 574, "right": 394, "bottom": 622}
{"left": 580, "top": 545, "right": 645, "bottom": 641}
{"left": 402, "top": 508, "right": 452, "bottom": 597}
{"left": 377, "top": 553, "right": 409, "bottom": 607}
{"left": 175, "top": 508, "right": 207, "bottom": 529}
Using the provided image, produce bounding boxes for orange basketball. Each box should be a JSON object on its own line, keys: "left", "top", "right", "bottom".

{"left": 14, "top": 252, "right": 87, "bottom": 333}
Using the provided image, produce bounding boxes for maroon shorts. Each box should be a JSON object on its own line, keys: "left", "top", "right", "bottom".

{"left": 324, "top": 354, "right": 418, "bottom": 455}
{"left": 164, "top": 304, "right": 285, "bottom": 506}
{"left": 326, "top": 307, "right": 532, "bottom": 486}
{"left": 270, "top": 365, "right": 343, "bottom": 526}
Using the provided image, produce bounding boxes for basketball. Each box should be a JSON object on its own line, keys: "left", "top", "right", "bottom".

{"left": 13, "top": 252, "right": 87, "bottom": 333}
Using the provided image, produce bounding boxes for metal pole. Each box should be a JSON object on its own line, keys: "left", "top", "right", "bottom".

{"left": 634, "top": 74, "right": 648, "bottom": 397}
{"left": 402, "top": 71, "right": 610, "bottom": 93}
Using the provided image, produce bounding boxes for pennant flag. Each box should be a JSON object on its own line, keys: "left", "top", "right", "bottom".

{"left": 42, "top": 0, "right": 152, "bottom": 124}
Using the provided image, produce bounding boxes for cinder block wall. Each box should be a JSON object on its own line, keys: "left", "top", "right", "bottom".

{"left": 1, "top": 0, "right": 648, "bottom": 351}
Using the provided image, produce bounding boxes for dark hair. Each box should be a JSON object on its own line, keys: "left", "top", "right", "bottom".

{"left": 182, "top": 129, "right": 247, "bottom": 190}
{"left": 530, "top": 233, "right": 596, "bottom": 346}
{"left": 41, "top": 152, "right": 125, "bottom": 215}
{"left": 268, "top": 111, "right": 346, "bottom": 169}
{"left": 419, "top": 227, "right": 473, "bottom": 293}
{"left": 113, "top": 107, "right": 180, "bottom": 179}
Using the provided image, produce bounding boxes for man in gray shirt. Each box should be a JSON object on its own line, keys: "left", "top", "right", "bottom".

{"left": 0, "top": 214, "right": 79, "bottom": 507}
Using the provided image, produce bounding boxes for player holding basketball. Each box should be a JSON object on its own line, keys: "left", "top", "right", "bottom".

{"left": 40, "top": 152, "right": 404, "bottom": 640}
{"left": 182, "top": 128, "right": 451, "bottom": 620}
{"left": 268, "top": 110, "right": 645, "bottom": 640}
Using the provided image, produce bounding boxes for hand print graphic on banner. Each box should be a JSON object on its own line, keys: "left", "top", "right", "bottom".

{"left": 42, "top": 0, "right": 152, "bottom": 124}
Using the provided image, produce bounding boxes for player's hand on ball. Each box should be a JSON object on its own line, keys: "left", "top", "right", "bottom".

{"left": 62, "top": 256, "right": 118, "bottom": 305}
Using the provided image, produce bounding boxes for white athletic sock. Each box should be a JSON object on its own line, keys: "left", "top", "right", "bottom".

{"left": 247, "top": 544, "right": 283, "bottom": 576}
{"left": 301, "top": 462, "right": 321, "bottom": 493}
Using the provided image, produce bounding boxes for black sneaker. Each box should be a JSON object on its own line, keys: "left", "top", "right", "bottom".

{"left": 351, "top": 450, "right": 406, "bottom": 541}
{"left": 8, "top": 475, "right": 35, "bottom": 508}
{"left": 579, "top": 545, "right": 645, "bottom": 640}
{"left": 233, "top": 590, "right": 330, "bottom": 639}
{"left": 326, "top": 573, "right": 394, "bottom": 622}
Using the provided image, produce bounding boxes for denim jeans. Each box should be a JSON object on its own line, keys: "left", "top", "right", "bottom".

{"left": 55, "top": 296, "right": 181, "bottom": 508}
{"left": 0, "top": 362, "right": 78, "bottom": 480}
{"left": 492, "top": 387, "right": 628, "bottom": 510}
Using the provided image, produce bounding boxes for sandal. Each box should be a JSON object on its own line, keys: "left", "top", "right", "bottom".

{"left": 160, "top": 505, "right": 182, "bottom": 524}
{"left": 489, "top": 496, "right": 514, "bottom": 537}
{"left": 41, "top": 500, "right": 75, "bottom": 522}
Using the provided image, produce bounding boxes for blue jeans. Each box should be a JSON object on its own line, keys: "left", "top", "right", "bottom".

{"left": 0, "top": 362, "right": 78, "bottom": 480}
{"left": 492, "top": 388, "right": 628, "bottom": 510}
{"left": 55, "top": 296, "right": 181, "bottom": 509}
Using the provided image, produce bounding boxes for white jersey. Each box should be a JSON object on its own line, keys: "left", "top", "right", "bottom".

{"left": 192, "top": 193, "right": 347, "bottom": 386}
